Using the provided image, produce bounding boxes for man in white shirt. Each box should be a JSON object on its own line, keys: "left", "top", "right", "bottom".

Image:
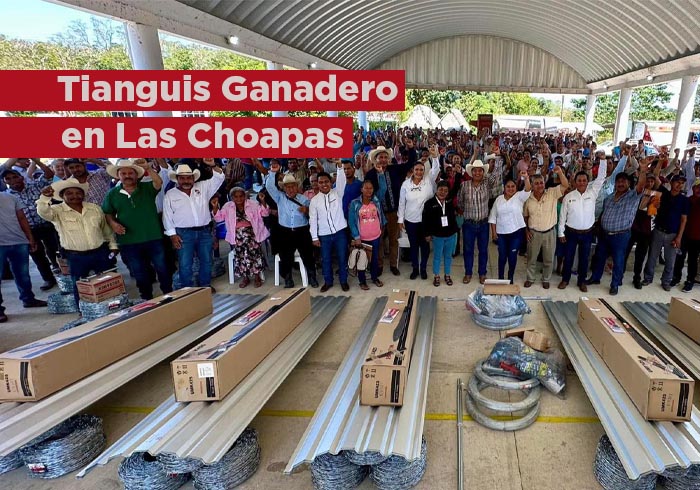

{"left": 310, "top": 159, "right": 349, "bottom": 292}
{"left": 557, "top": 159, "right": 608, "bottom": 292}
{"left": 163, "top": 160, "right": 224, "bottom": 290}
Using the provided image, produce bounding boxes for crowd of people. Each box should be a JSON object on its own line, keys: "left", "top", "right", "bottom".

{"left": 1, "top": 125, "right": 699, "bottom": 323}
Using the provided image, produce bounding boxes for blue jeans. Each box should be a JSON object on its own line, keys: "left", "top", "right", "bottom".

{"left": 358, "top": 237, "right": 381, "bottom": 284}
{"left": 462, "top": 220, "right": 489, "bottom": 276}
{"left": 177, "top": 227, "right": 213, "bottom": 287}
{"left": 497, "top": 228, "right": 524, "bottom": 282}
{"left": 590, "top": 231, "right": 631, "bottom": 288}
{"left": 243, "top": 163, "right": 255, "bottom": 191}
{"left": 0, "top": 243, "right": 35, "bottom": 312}
{"left": 562, "top": 228, "right": 593, "bottom": 285}
{"left": 66, "top": 244, "right": 114, "bottom": 306}
{"left": 405, "top": 220, "right": 430, "bottom": 272}
{"left": 319, "top": 229, "right": 349, "bottom": 285}
{"left": 432, "top": 233, "right": 457, "bottom": 275}
{"left": 120, "top": 239, "right": 174, "bottom": 299}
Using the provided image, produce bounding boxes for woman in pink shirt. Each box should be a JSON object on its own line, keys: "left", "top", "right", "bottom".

{"left": 348, "top": 180, "right": 386, "bottom": 290}
{"left": 213, "top": 187, "right": 269, "bottom": 288}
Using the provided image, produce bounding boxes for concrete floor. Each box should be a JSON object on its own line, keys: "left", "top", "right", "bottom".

{"left": 0, "top": 242, "right": 693, "bottom": 490}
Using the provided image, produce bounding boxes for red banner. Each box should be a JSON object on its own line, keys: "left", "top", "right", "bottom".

{"left": 0, "top": 117, "right": 355, "bottom": 158}
{"left": 0, "top": 70, "right": 405, "bottom": 111}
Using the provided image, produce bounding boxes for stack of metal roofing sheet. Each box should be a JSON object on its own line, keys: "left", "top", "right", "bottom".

{"left": 623, "top": 302, "right": 700, "bottom": 379}
{"left": 285, "top": 295, "right": 438, "bottom": 473}
{"left": 77, "top": 295, "right": 349, "bottom": 477}
{"left": 0, "top": 293, "right": 265, "bottom": 459}
{"left": 542, "top": 301, "right": 700, "bottom": 480}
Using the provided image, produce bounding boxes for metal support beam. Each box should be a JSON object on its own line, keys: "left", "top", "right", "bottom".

{"left": 327, "top": 111, "right": 339, "bottom": 117}
{"left": 358, "top": 111, "right": 369, "bottom": 131}
{"left": 266, "top": 61, "right": 288, "bottom": 118}
{"left": 672, "top": 75, "right": 699, "bottom": 151}
{"left": 583, "top": 94, "right": 597, "bottom": 135}
{"left": 613, "top": 88, "right": 632, "bottom": 145}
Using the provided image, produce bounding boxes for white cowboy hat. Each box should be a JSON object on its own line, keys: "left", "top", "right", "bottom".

{"left": 52, "top": 178, "right": 89, "bottom": 201}
{"left": 465, "top": 160, "right": 489, "bottom": 177}
{"left": 168, "top": 164, "right": 201, "bottom": 183}
{"left": 485, "top": 153, "right": 497, "bottom": 161}
{"left": 282, "top": 173, "right": 299, "bottom": 185}
{"left": 368, "top": 146, "right": 394, "bottom": 163}
{"left": 106, "top": 158, "right": 145, "bottom": 179}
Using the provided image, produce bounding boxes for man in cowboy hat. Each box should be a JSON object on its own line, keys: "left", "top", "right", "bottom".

{"left": 265, "top": 161, "right": 319, "bottom": 288}
{"left": 364, "top": 146, "right": 410, "bottom": 276}
{"left": 37, "top": 178, "right": 117, "bottom": 309}
{"left": 63, "top": 158, "right": 113, "bottom": 205}
{"left": 163, "top": 159, "right": 224, "bottom": 290}
{"left": 102, "top": 158, "right": 172, "bottom": 300}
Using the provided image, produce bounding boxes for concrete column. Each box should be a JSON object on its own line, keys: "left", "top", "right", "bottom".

{"left": 124, "top": 22, "right": 172, "bottom": 117}
{"left": 672, "top": 75, "right": 700, "bottom": 150}
{"left": 358, "top": 111, "right": 369, "bottom": 131}
{"left": 613, "top": 88, "right": 632, "bottom": 144}
{"left": 583, "top": 94, "right": 597, "bottom": 135}
{"left": 327, "top": 111, "right": 339, "bottom": 117}
{"left": 266, "top": 61, "right": 288, "bottom": 117}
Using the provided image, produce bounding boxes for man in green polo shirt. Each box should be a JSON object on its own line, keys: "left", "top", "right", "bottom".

{"left": 103, "top": 158, "right": 173, "bottom": 299}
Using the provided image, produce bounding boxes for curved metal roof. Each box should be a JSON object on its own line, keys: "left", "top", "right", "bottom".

{"left": 179, "top": 0, "right": 700, "bottom": 83}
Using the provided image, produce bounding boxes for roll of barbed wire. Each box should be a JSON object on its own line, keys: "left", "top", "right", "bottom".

{"left": 593, "top": 435, "right": 657, "bottom": 490}
{"left": 18, "top": 414, "right": 106, "bottom": 479}
{"left": 465, "top": 389, "right": 540, "bottom": 432}
{"left": 192, "top": 427, "right": 260, "bottom": 490}
{"left": 59, "top": 317, "right": 88, "bottom": 332}
{"left": 344, "top": 450, "right": 389, "bottom": 466}
{"left": 660, "top": 464, "right": 700, "bottom": 490}
{"left": 211, "top": 256, "right": 226, "bottom": 278}
{"left": 56, "top": 275, "right": 75, "bottom": 294}
{"left": 118, "top": 452, "right": 190, "bottom": 490}
{"left": 47, "top": 291, "right": 78, "bottom": 314}
{"left": 310, "top": 452, "right": 368, "bottom": 490}
{"left": 474, "top": 359, "right": 540, "bottom": 391}
{"left": 467, "top": 375, "right": 541, "bottom": 413}
{"left": 471, "top": 312, "right": 523, "bottom": 330}
{"left": 79, "top": 293, "right": 131, "bottom": 321}
{"left": 0, "top": 450, "right": 22, "bottom": 475}
{"left": 369, "top": 436, "right": 427, "bottom": 490}
{"left": 157, "top": 452, "right": 204, "bottom": 475}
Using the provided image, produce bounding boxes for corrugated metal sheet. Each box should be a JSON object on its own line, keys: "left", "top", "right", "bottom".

{"left": 623, "top": 302, "right": 700, "bottom": 379}
{"left": 0, "top": 293, "right": 265, "bottom": 457}
{"left": 77, "top": 295, "right": 348, "bottom": 476}
{"left": 284, "top": 295, "right": 437, "bottom": 473}
{"left": 543, "top": 301, "right": 700, "bottom": 480}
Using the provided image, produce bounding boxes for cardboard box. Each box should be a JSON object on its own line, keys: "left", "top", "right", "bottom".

{"left": 361, "top": 290, "right": 419, "bottom": 407}
{"left": 172, "top": 288, "right": 310, "bottom": 402}
{"left": 668, "top": 297, "right": 700, "bottom": 344}
{"left": 0, "top": 287, "right": 212, "bottom": 401}
{"left": 76, "top": 272, "right": 126, "bottom": 303}
{"left": 578, "top": 298, "right": 693, "bottom": 422}
{"left": 483, "top": 283, "right": 521, "bottom": 296}
{"left": 505, "top": 327, "right": 550, "bottom": 351}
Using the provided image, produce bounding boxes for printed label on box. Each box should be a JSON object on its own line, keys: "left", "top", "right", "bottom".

{"left": 197, "top": 363, "right": 215, "bottom": 378}
{"left": 232, "top": 310, "right": 263, "bottom": 326}
{"left": 602, "top": 317, "right": 625, "bottom": 333}
{"left": 379, "top": 308, "right": 400, "bottom": 323}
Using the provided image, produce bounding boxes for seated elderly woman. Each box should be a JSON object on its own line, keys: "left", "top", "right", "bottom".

{"left": 213, "top": 187, "right": 269, "bottom": 288}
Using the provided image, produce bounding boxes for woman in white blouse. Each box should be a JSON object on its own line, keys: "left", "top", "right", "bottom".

{"left": 398, "top": 144, "right": 442, "bottom": 279}
{"left": 488, "top": 170, "right": 531, "bottom": 283}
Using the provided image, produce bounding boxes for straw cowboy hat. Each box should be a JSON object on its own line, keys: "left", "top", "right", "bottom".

{"left": 465, "top": 160, "right": 489, "bottom": 177}
{"left": 168, "top": 164, "right": 201, "bottom": 183}
{"left": 52, "top": 178, "right": 89, "bottom": 201}
{"left": 106, "top": 159, "right": 145, "bottom": 179}
{"left": 484, "top": 153, "right": 497, "bottom": 162}
{"left": 282, "top": 173, "right": 299, "bottom": 185}
{"left": 368, "top": 146, "right": 394, "bottom": 163}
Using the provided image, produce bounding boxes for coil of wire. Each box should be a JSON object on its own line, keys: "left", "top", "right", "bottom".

{"left": 79, "top": 293, "right": 131, "bottom": 321}
{"left": 56, "top": 275, "right": 75, "bottom": 294}
{"left": 119, "top": 452, "right": 190, "bottom": 490}
{"left": 344, "top": 450, "right": 389, "bottom": 466}
{"left": 47, "top": 292, "right": 78, "bottom": 314}
{"left": 369, "top": 436, "right": 427, "bottom": 490}
{"left": 0, "top": 450, "right": 22, "bottom": 475}
{"left": 191, "top": 427, "right": 260, "bottom": 490}
{"left": 211, "top": 256, "right": 226, "bottom": 278}
{"left": 311, "top": 451, "right": 368, "bottom": 490}
{"left": 18, "top": 414, "right": 106, "bottom": 479}
{"left": 660, "top": 464, "right": 700, "bottom": 489}
{"left": 593, "top": 435, "right": 657, "bottom": 490}
{"left": 157, "top": 452, "right": 204, "bottom": 475}
{"left": 471, "top": 312, "right": 524, "bottom": 330}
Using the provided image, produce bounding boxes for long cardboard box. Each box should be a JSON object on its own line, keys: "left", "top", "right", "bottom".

{"left": 668, "top": 297, "right": 700, "bottom": 344}
{"left": 0, "top": 287, "right": 212, "bottom": 402}
{"left": 361, "top": 289, "right": 419, "bottom": 407}
{"left": 171, "top": 288, "right": 310, "bottom": 402}
{"left": 76, "top": 272, "right": 126, "bottom": 303}
{"left": 578, "top": 298, "right": 693, "bottom": 422}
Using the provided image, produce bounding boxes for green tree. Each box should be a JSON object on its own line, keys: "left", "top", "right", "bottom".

{"left": 571, "top": 84, "right": 676, "bottom": 125}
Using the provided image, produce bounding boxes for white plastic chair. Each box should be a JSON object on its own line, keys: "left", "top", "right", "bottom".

{"left": 274, "top": 251, "right": 308, "bottom": 287}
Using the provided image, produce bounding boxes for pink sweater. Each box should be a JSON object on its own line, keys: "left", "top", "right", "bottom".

{"left": 214, "top": 200, "right": 270, "bottom": 246}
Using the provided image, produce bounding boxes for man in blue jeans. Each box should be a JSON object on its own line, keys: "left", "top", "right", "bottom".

{"left": 587, "top": 159, "right": 648, "bottom": 295}
{"left": 0, "top": 192, "right": 47, "bottom": 322}
{"left": 163, "top": 160, "right": 225, "bottom": 291}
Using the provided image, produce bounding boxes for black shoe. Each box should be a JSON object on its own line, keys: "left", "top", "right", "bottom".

{"left": 586, "top": 278, "right": 600, "bottom": 285}
{"left": 320, "top": 283, "right": 332, "bottom": 292}
{"left": 642, "top": 279, "right": 652, "bottom": 286}
{"left": 633, "top": 280, "right": 642, "bottom": 290}
{"left": 341, "top": 283, "right": 349, "bottom": 292}
{"left": 23, "top": 299, "right": 47, "bottom": 308}
{"left": 609, "top": 286, "right": 618, "bottom": 295}
{"left": 390, "top": 267, "right": 400, "bottom": 276}
{"left": 662, "top": 283, "right": 672, "bottom": 292}
{"left": 410, "top": 269, "right": 419, "bottom": 280}
{"left": 39, "top": 280, "right": 57, "bottom": 291}
{"left": 0, "top": 313, "right": 6, "bottom": 323}
{"left": 683, "top": 282, "right": 693, "bottom": 293}
{"left": 307, "top": 273, "right": 319, "bottom": 288}
{"left": 420, "top": 270, "right": 427, "bottom": 280}
{"left": 671, "top": 278, "right": 681, "bottom": 287}
{"left": 377, "top": 267, "right": 383, "bottom": 277}
{"left": 284, "top": 276, "right": 295, "bottom": 288}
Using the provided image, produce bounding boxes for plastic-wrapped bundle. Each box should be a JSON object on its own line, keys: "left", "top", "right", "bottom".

{"left": 56, "top": 275, "right": 75, "bottom": 294}
{"left": 192, "top": 427, "right": 260, "bottom": 489}
{"left": 466, "top": 287, "right": 530, "bottom": 330}
{"left": 47, "top": 292, "right": 78, "bottom": 314}
{"left": 660, "top": 464, "right": 700, "bottom": 489}
{"left": 118, "top": 452, "right": 190, "bottom": 490}
{"left": 59, "top": 317, "right": 88, "bottom": 332}
{"left": 79, "top": 293, "right": 131, "bottom": 321}
{"left": 471, "top": 312, "right": 523, "bottom": 330}
{"left": 344, "top": 450, "right": 389, "bottom": 466}
{"left": 157, "top": 452, "right": 204, "bottom": 475}
{"left": 0, "top": 450, "right": 22, "bottom": 475}
{"left": 369, "top": 436, "right": 427, "bottom": 490}
{"left": 18, "top": 414, "right": 106, "bottom": 479}
{"left": 594, "top": 435, "right": 657, "bottom": 490}
{"left": 311, "top": 452, "right": 368, "bottom": 490}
